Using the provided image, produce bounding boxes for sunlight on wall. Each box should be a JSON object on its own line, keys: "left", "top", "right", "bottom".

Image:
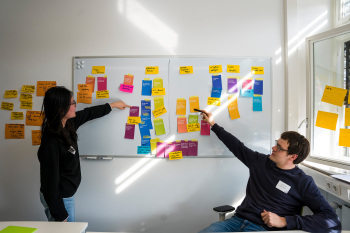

{"left": 117, "top": 0, "right": 178, "bottom": 54}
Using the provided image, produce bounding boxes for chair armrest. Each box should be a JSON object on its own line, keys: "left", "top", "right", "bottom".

{"left": 213, "top": 205, "right": 235, "bottom": 214}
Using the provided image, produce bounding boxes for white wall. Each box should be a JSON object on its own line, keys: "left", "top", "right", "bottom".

{"left": 0, "top": 0, "right": 285, "bottom": 232}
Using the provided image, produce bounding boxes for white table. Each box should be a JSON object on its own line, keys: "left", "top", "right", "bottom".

{"left": 0, "top": 221, "right": 88, "bottom": 233}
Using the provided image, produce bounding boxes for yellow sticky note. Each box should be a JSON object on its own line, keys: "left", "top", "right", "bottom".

{"left": 180, "top": 66, "right": 193, "bottom": 74}
{"left": 189, "top": 96, "right": 199, "bottom": 113}
{"left": 37, "top": 81, "right": 56, "bottom": 96}
{"left": 127, "top": 116, "right": 141, "bottom": 124}
{"left": 32, "top": 130, "right": 42, "bottom": 146}
{"left": 207, "top": 97, "right": 221, "bottom": 106}
{"left": 92, "top": 66, "right": 105, "bottom": 74}
{"left": 145, "top": 66, "right": 159, "bottom": 74}
{"left": 1, "top": 102, "right": 14, "bottom": 111}
{"left": 187, "top": 123, "right": 200, "bottom": 132}
{"left": 153, "top": 78, "right": 163, "bottom": 88}
{"left": 150, "top": 138, "right": 160, "bottom": 155}
{"left": 5, "top": 124, "right": 25, "bottom": 139}
{"left": 228, "top": 97, "right": 240, "bottom": 120}
{"left": 154, "top": 97, "right": 164, "bottom": 109}
{"left": 176, "top": 98, "right": 186, "bottom": 115}
{"left": 251, "top": 67, "right": 264, "bottom": 74}
{"left": 152, "top": 88, "right": 166, "bottom": 96}
{"left": 315, "top": 111, "right": 338, "bottom": 131}
{"left": 11, "top": 112, "right": 24, "bottom": 120}
{"left": 21, "top": 85, "right": 35, "bottom": 93}
{"left": 339, "top": 128, "right": 350, "bottom": 147}
{"left": 4, "top": 90, "right": 18, "bottom": 98}
{"left": 209, "top": 65, "right": 222, "bottom": 73}
{"left": 227, "top": 65, "right": 240, "bottom": 73}
{"left": 153, "top": 106, "right": 167, "bottom": 118}
{"left": 26, "top": 110, "right": 44, "bottom": 126}
{"left": 78, "top": 84, "right": 94, "bottom": 93}
{"left": 77, "top": 92, "right": 92, "bottom": 104}
{"left": 345, "top": 108, "right": 350, "bottom": 126}
{"left": 321, "top": 85, "right": 347, "bottom": 107}
{"left": 19, "top": 93, "right": 33, "bottom": 102}
{"left": 169, "top": 151, "right": 183, "bottom": 160}
{"left": 96, "top": 90, "right": 109, "bottom": 99}
{"left": 20, "top": 101, "right": 33, "bottom": 109}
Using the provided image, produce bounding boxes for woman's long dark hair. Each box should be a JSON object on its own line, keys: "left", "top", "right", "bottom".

{"left": 41, "top": 86, "right": 77, "bottom": 148}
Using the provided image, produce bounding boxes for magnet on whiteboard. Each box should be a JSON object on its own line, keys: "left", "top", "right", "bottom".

{"left": 78, "top": 65, "right": 81, "bottom": 69}
{"left": 81, "top": 65, "right": 84, "bottom": 68}
{"left": 81, "top": 60, "right": 85, "bottom": 64}
{"left": 76, "top": 61, "right": 81, "bottom": 65}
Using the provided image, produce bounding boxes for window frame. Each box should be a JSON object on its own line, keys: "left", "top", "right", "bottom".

{"left": 335, "top": 0, "right": 350, "bottom": 27}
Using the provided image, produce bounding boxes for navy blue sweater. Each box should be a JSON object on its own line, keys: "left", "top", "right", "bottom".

{"left": 211, "top": 123, "right": 341, "bottom": 233}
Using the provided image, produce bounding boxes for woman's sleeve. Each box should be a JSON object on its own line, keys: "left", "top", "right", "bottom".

{"left": 73, "top": 103, "right": 112, "bottom": 129}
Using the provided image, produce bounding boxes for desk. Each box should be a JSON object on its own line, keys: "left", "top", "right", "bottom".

{"left": 0, "top": 221, "right": 88, "bottom": 233}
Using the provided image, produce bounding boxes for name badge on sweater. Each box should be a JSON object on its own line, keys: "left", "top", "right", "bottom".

{"left": 276, "top": 180, "right": 291, "bottom": 194}
{"left": 68, "top": 146, "right": 76, "bottom": 155}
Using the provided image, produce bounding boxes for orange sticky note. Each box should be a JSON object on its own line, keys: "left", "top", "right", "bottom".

{"left": 176, "top": 98, "right": 186, "bottom": 115}
{"left": 177, "top": 117, "right": 188, "bottom": 133}
{"left": 315, "top": 111, "right": 338, "bottom": 131}
{"left": 345, "top": 108, "right": 350, "bottom": 126}
{"left": 37, "top": 81, "right": 57, "bottom": 96}
{"left": 86, "top": 76, "right": 96, "bottom": 92}
{"left": 228, "top": 97, "right": 240, "bottom": 120}
{"left": 78, "top": 84, "right": 93, "bottom": 93}
{"left": 77, "top": 92, "right": 92, "bottom": 104}
{"left": 5, "top": 124, "right": 25, "bottom": 139}
{"left": 189, "top": 96, "right": 199, "bottom": 113}
{"left": 124, "top": 74, "right": 134, "bottom": 86}
{"left": 26, "top": 110, "right": 44, "bottom": 126}
{"left": 32, "top": 130, "right": 42, "bottom": 146}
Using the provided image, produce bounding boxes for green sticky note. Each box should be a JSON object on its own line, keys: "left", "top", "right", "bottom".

{"left": 188, "top": 115, "right": 198, "bottom": 124}
{"left": 0, "top": 226, "right": 37, "bottom": 233}
{"left": 154, "top": 118, "right": 166, "bottom": 135}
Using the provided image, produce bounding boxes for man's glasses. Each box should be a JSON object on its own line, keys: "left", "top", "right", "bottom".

{"left": 275, "top": 140, "right": 288, "bottom": 152}
{"left": 69, "top": 100, "right": 76, "bottom": 106}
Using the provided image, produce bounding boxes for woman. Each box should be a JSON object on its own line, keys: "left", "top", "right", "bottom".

{"left": 38, "top": 86, "right": 130, "bottom": 222}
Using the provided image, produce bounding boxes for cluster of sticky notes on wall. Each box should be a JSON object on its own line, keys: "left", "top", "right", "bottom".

{"left": 2, "top": 81, "right": 57, "bottom": 145}
{"left": 315, "top": 85, "right": 350, "bottom": 147}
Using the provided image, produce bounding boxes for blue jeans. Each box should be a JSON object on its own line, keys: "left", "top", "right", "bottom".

{"left": 199, "top": 215, "right": 266, "bottom": 232}
{"left": 40, "top": 192, "right": 75, "bottom": 222}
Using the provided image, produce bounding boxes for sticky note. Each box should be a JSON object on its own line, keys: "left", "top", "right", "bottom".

{"left": 37, "top": 81, "right": 56, "bottom": 96}
{"left": 1, "top": 102, "right": 14, "bottom": 111}
{"left": 5, "top": 124, "right": 25, "bottom": 139}
{"left": 200, "top": 120, "right": 211, "bottom": 136}
{"left": 141, "top": 113, "right": 153, "bottom": 129}
{"left": 212, "top": 75, "right": 222, "bottom": 89}
{"left": 4, "top": 90, "right": 18, "bottom": 98}
{"left": 339, "top": 128, "right": 350, "bottom": 147}
{"left": 188, "top": 115, "right": 198, "bottom": 124}
{"left": 315, "top": 111, "right": 338, "bottom": 131}
{"left": 176, "top": 98, "right": 186, "bottom": 115}
{"left": 142, "top": 80, "right": 152, "bottom": 96}
{"left": 145, "top": 66, "right": 159, "bottom": 74}
{"left": 141, "top": 100, "right": 151, "bottom": 115}
{"left": 227, "top": 65, "right": 240, "bottom": 73}
{"left": 242, "top": 78, "right": 254, "bottom": 89}
{"left": 137, "top": 146, "right": 151, "bottom": 154}
{"left": 154, "top": 118, "right": 166, "bottom": 135}
{"left": 207, "top": 97, "right": 220, "bottom": 106}
{"left": 165, "top": 143, "right": 176, "bottom": 158}
{"left": 19, "top": 94, "right": 33, "bottom": 102}
{"left": 120, "top": 84, "right": 134, "bottom": 93}
{"left": 152, "top": 88, "right": 166, "bottom": 96}
{"left": 177, "top": 117, "right": 188, "bottom": 133}
{"left": 153, "top": 78, "right": 163, "bottom": 88}
{"left": 321, "top": 85, "right": 347, "bottom": 107}
{"left": 254, "top": 78, "right": 264, "bottom": 95}
{"left": 77, "top": 92, "right": 92, "bottom": 104}
{"left": 21, "top": 85, "right": 35, "bottom": 93}
{"left": 141, "top": 138, "right": 151, "bottom": 147}
{"left": 227, "top": 77, "right": 238, "bottom": 93}
{"left": 153, "top": 106, "right": 167, "bottom": 118}
{"left": 96, "top": 90, "right": 109, "bottom": 99}
{"left": 228, "top": 96, "right": 240, "bottom": 120}
{"left": 11, "top": 112, "right": 24, "bottom": 120}
{"left": 169, "top": 151, "right": 183, "bottom": 160}
{"left": 26, "top": 111, "right": 44, "bottom": 126}
{"left": 32, "top": 130, "right": 42, "bottom": 146}
{"left": 97, "top": 76, "right": 107, "bottom": 91}
{"left": 156, "top": 141, "right": 166, "bottom": 157}
{"left": 153, "top": 96, "right": 164, "bottom": 109}
{"left": 251, "top": 66, "right": 264, "bottom": 74}
{"left": 139, "top": 121, "right": 151, "bottom": 139}
{"left": 180, "top": 140, "right": 189, "bottom": 156}
{"left": 209, "top": 65, "right": 222, "bottom": 73}
{"left": 86, "top": 76, "right": 96, "bottom": 92}
{"left": 187, "top": 123, "right": 200, "bottom": 132}
{"left": 129, "top": 106, "right": 140, "bottom": 117}
{"left": 92, "top": 66, "right": 105, "bottom": 74}
{"left": 253, "top": 96, "right": 263, "bottom": 111}
{"left": 345, "top": 108, "right": 350, "bottom": 126}
{"left": 0, "top": 225, "right": 37, "bottom": 233}
{"left": 150, "top": 138, "right": 160, "bottom": 155}
{"left": 20, "top": 101, "right": 32, "bottom": 109}
{"left": 240, "top": 89, "right": 254, "bottom": 97}
{"left": 189, "top": 96, "right": 199, "bottom": 113}
{"left": 180, "top": 66, "right": 193, "bottom": 74}
{"left": 211, "top": 88, "right": 222, "bottom": 98}
{"left": 127, "top": 116, "right": 141, "bottom": 124}
{"left": 78, "top": 84, "right": 94, "bottom": 93}
{"left": 124, "top": 124, "right": 135, "bottom": 139}
{"left": 188, "top": 140, "right": 198, "bottom": 156}
{"left": 124, "top": 74, "right": 134, "bottom": 86}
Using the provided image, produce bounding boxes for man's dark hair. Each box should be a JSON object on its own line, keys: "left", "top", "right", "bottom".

{"left": 281, "top": 131, "right": 310, "bottom": 164}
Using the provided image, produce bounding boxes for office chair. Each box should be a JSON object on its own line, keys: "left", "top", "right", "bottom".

{"left": 213, "top": 205, "right": 236, "bottom": 221}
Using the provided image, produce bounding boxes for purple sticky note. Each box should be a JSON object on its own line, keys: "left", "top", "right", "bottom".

{"left": 188, "top": 140, "right": 198, "bottom": 156}
{"left": 97, "top": 77, "right": 107, "bottom": 91}
{"left": 129, "top": 106, "right": 140, "bottom": 116}
{"left": 200, "top": 120, "right": 211, "bottom": 136}
{"left": 180, "top": 140, "right": 189, "bottom": 156}
{"left": 174, "top": 141, "right": 182, "bottom": 152}
{"left": 156, "top": 142, "right": 166, "bottom": 158}
{"left": 228, "top": 78, "right": 238, "bottom": 93}
{"left": 165, "top": 142, "right": 176, "bottom": 158}
{"left": 124, "top": 124, "right": 135, "bottom": 139}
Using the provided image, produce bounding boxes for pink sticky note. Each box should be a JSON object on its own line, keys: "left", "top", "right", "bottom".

{"left": 97, "top": 77, "right": 107, "bottom": 91}
{"left": 129, "top": 106, "right": 139, "bottom": 117}
{"left": 124, "top": 124, "right": 135, "bottom": 139}
{"left": 200, "top": 120, "right": 211, "bottom": 136}
{"left": 120, "top": 84, "right": 134, "bottom": 93}
{"left": 165, "top": 142, "right": 176, "bottom": 158}
{"left": 181, "top": 140, "right": 189, "bottom": 156}
{"left": 156, "top": 142, "right": 166, "bottom": 158}
{"left": 188, "top": 140, "right": 198, "bottom": 156}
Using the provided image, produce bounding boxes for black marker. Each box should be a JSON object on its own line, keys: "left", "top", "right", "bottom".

{"left": 194, "top": 108, "right": 208, "bottom": 116}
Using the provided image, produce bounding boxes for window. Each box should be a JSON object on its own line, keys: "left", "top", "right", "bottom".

{"left": 336, "top": 0, "right": 350, "bottom": 26}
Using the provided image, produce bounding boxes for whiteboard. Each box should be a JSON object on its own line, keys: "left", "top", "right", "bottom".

{"left": 73, "top": 57, "right": 271, "bottom": 157}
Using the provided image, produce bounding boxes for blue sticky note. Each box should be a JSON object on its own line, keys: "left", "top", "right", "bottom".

{"left": 240, "top": 89, "right": 254, "bottom": 97}
{"left": 141, "top": 138, "right": 151, "bottom": 147}
{"left": 141, "top": 113, "right": 153, "bottom": 129}
{"left": 211, "top": 88, "right": 222, "bottom": 98}
{"left": 253, "top": 96, "right": 263, "bottom": 111}
{"left": 137, "top": 146, "right": 151, "bottom": 154}
{"left": 141, "top": 80, "right": 152, "bottom": 96}
{"left": 139, "top": 121, "right": 151, "bottom": 139}
{"left": 212, "top": 75, "right": 222, "bottom": 89}
{"left": 141, "top": 100, "right": 151, "bottom": 115}
{"left": 254, "top": 79, "right": 263, "bottom": 95}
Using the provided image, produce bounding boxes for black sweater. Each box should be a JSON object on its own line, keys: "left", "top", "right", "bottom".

{"left": 38, "top": 103, "right": 111, "bottom": 221}
{"left": 211, "top": 123, "right": 341, "bottom": 233}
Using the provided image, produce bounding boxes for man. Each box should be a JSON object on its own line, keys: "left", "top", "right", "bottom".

{"left": 199, "top": 110, "right": 341, "bottom": 233}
